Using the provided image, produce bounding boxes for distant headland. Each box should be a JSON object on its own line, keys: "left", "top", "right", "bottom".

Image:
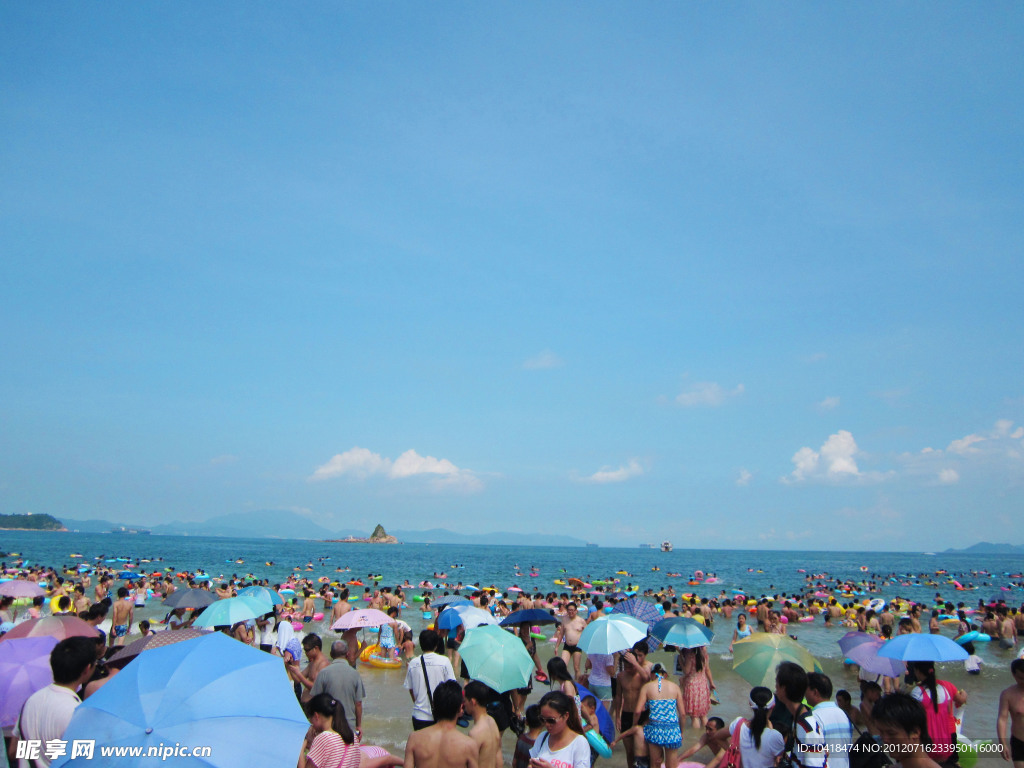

{"left": 0, "top": 513, "right": 66, "bottom": 531}
{"left": 323, "top": 523, "right": 399, "bottom": 544}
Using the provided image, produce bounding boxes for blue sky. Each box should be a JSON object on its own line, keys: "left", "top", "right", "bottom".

{"left": 2, "top": 5, "right": 1022, "bottom": 550}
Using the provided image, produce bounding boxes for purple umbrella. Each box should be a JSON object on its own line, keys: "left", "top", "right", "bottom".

{"left": 838, "top": 631, "right": 906, "bottom": 677}
{"left": 0, "top": 580, "right": 46, "bottom": 599}
{"left": 0, "top": 636, "right": 57, "bottom": 727}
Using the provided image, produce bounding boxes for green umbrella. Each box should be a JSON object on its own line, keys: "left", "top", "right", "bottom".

{"left": 458, "top": 625, "right": 533, "bottom": 693}
{"left": 732, "top": 633, "right": 820, "bottom": 688}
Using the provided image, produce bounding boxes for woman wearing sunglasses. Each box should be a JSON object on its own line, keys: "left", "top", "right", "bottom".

{"left": 529, "top": 691, "right": 591, "bottom": 768}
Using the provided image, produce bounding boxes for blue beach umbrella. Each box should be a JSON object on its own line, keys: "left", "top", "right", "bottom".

{"left": 192, "top": 595, "right": 269, "bottom": 628}
{"left": 651, "top": 617, "right": 715, "bottom": 649}
{"left": 458, "top": 625, "right": 533, "bottom": 693}
{"left": 500, "top": 609, "right": 558, "bottom": 627}
{"left": 578, "top": 615, "right": 649, "bottom": 655}
{"left": 432, "top": 595, "right": 471, "bottom": 608}
{"left": 237, "top": 585, "right": 284, "bottom": 607}
{"left": 438, "top": 605, "right": 497, "bottom": 630}
{"left": 877, "top": 633, "right": 968, "bottom": 662}
{"left": 161, "top": 589, "right": 217, "bottom": 610}
{"left": 52, "top": 632, "right": 309, "bottom": 768}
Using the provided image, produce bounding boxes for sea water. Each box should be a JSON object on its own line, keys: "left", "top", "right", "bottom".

{"left": 3, "top": 531, "right": 1022, "bottom": 765}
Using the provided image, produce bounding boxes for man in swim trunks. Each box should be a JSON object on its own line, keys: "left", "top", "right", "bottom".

{"left": 997, "top": 658, "right": 1024, "bottom": 768}
{"left": 553, "top": 602, "right": 587, "bottom": 678}
{"left": 404, "top": 680, "right": 479, "bottom": 768}
{"left": 109, "top": 587, "right": 133, "bottom": 647}
{"left": 614, "top": 641, "right": 653, "bottom": 768}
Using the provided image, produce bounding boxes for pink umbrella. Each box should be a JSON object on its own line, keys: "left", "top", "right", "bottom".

{"left": 0, "top": 580, "right": 46, "bottom": 599}
{"left": 331, "top": 609, "right": 393, "bottom": 631}
{"left": 0, "top": 616, "right": 99, "bottom": 643}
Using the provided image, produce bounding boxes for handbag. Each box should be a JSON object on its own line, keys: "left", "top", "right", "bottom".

{"left": 722, "top": 718, "right": 745, "bottom": 768}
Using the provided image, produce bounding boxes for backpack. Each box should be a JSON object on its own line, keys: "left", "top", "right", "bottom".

{"left": 920, "top": 681, "right": 958, "bottom": 761}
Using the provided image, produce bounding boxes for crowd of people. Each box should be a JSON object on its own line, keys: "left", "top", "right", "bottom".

{"left": 3, "top": 558, "right": 1024, "bottom": 768}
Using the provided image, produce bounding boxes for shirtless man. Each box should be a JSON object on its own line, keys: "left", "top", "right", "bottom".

{"left": 405, "top": 680, "right": 479, "bottom": 768}
{"left": 302, "top": 590, "right": 316, "bottom": 623}
{"left": 998, "top": 658, "right": 1024, "bottom": 767}
{"left": 756, "top": 600, "right": 770, "bottom": 629}
{"left": 109, "top": 587, "right": 134, "bottom": 647}
{"left": 94, "top": 576, "right": 109, "bottom": 604}
{"left": 553, "top": 602, "right": 587, "bottom": 677}
{"left": 332, "top": 588, "right": 352, "bottom": 624}
{"left": 464, "top": 681, "right": 502, "bottom": 768}
{"left": 290, "top": 633, "right": 332, "bottom": 702}
{"left": 613, "top": 642, "right": 653, "bottom": 768}
{"left": 999, "top": 610, "right": 1018, "bottom": 649}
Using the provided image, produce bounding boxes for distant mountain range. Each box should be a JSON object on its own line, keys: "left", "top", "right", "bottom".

{"left": 942, "top": 542, "right": 1024, "bottom": 555}
{"left": 60, "top": 511, "right": 588, "bottom": 547}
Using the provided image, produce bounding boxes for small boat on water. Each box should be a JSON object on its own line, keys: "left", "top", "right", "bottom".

{"left": 661, "top": 541, "right": 673, "bottom": 552}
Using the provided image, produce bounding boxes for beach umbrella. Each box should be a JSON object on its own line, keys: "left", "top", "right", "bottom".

{"left": 107, "top": 628, "right": 212, "bottom": 669}
{"left": 0, "top": 636, "right": 57, "bottom": 727}
{"left": 732, "top": 634, "right": 819, "bottom": 688}
{"left": 612, "top": 597, "right": 662, "bottom": 627}
{"left": 331, "top": 608, "right": 393, "bottom": 632}
{"left": 432, "top": 595, "right": 471, "bottom": 608}
{"left": 51, "top": 632, "right": 309, "bottom": 768}
{"left": 191, "top": 596, "right": 269, "bottom": 629}
{"left": 438, "top": 605, "right": 498, "bottom": 631}
{"left": 0, "top": 616, "right": 99, "bottom": 643}
{"left": 877, "top": 633, "right": 968, "bottom": 662}
{"left": 161, "top": 589, "right": 218, "bottom": 610}
{"left": 612, "top": 597, "right": 662, "bottom": 651}
{"left": 0, "top": 580, "right": 46, "bottom": 599}
{"left": 458, "top": 625, "right": 533, "bottom": 693}
{"left": 651, "top": 617, "right": 715, "bottom": 649}
{"left": 500, "top": 609, "right": 559, "bottom": 627}
{"left": 237, "top": 585, "right": 284, "bottom": 607}
{"left": 838, "top": 632, "right": 906, "bottom": 677}
{"left": 578, "top": 615, "right": 649, "bottom": 655}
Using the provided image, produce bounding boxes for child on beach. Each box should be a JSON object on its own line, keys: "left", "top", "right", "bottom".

{"left": 611, "top": 710, "right": 649, "bottom": 768}
{"left": 514, "top": 705, "right": 544, "bottom": 768}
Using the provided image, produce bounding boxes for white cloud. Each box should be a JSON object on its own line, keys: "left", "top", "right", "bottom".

{"left": 310, "top": 447, "right": 482, "bottom": 492}
{"left": 900, "top": 420, "right": 1024, "bottom": 484}
{"left": 947, "top": 434, "right": 985, "bottom": 455}
{"left": 817, "top": 396, "right": 840, "bottom": 411}
{"left": 676, "top": 381, "right": 744, "bottom": 407}
{"left": 582, "top": 459, "right": 645, "bottom": 484}
{"left": 523, "top": 350, "right": 563, "bottom": 370}
{"left": 783, "top": 430, "right": 891, "bottom": 484}
{"left": 736, "top": 468, "right": 753, "bottom": 486}
{"left": 311, "top": 447, "right": 391, "bottom": 480}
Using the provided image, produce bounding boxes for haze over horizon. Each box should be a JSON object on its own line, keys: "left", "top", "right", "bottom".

{"left": 2, "top": 5, "right": 1022, "bottom": 551}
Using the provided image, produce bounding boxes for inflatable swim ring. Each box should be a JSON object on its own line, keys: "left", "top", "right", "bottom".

{"left": 291, "top": 621, "right": 303, "bottom": 631}
{"left": 313, "top": 612, "right": 324, "bottom": 621}
{"left": 586, "top": 730, "right": 612, "bottom": 759}
{"left": 868, "top": 598, "right": 885, "bottom": 612}
{"left": 799, "top": 616, "right": 814, "bottom": 623}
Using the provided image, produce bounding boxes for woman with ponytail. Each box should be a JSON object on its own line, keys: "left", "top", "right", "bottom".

{"left": 300, "top": 693, "right": 357, "bottom": 768}
{"left": 708, "top": 686, "right": 785, "bottom": 768}
{"left": 907, "top": 662, "right": 965, "bottom": 765}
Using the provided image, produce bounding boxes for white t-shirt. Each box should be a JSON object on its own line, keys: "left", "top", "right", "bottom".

{"left": 13, "top": 684, "right": 81, "bottom": 768}
{"left": 529, "top": 732, "right": 591, "bottom": 768}
{"left": 730, "top": 717, "right": 785, "bottom": 768}
{"left": 403, "top": 652, "right": 456, "bottom": 722}
{"left": 586, "top": 653, "right": 614, "bottom": 687}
